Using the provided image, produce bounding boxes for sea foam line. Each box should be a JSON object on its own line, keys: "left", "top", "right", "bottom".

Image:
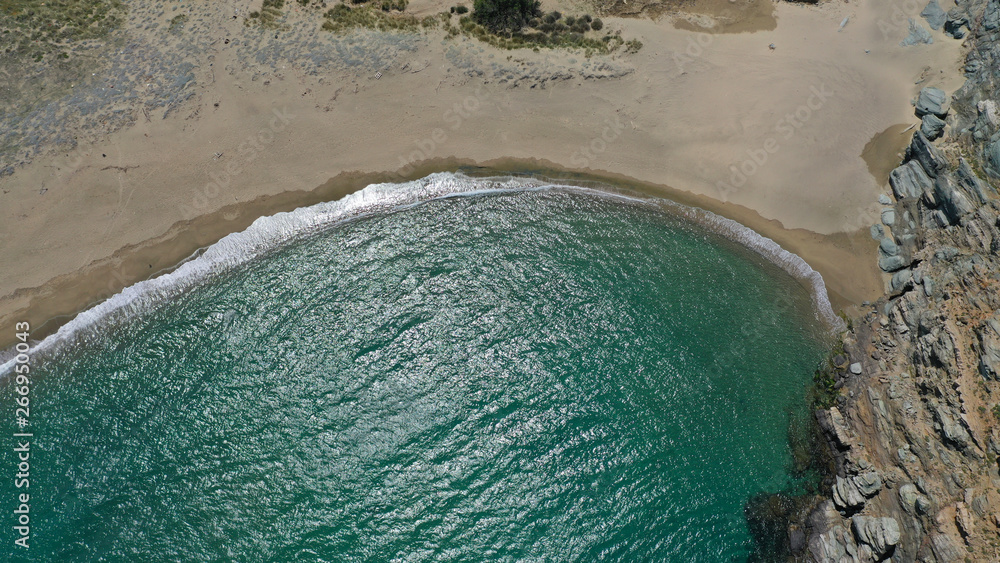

{"left": 0, "top": 172, "right": 843, "bottom": 375}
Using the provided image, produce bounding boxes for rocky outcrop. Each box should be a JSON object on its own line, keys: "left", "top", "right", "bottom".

{"left": 794, "top": 5, "right": 1000, "bottom": 558}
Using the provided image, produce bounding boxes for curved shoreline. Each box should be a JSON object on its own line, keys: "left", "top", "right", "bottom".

{"left": 0, "top": 158, "right": 869, "bottom": 354}
{"left": 0, "top": 169, "right": 847, "bottom": 373}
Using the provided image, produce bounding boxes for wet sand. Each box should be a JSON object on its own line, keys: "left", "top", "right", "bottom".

{"left": 0, "top": 0, "right": 967, "bottom": 349}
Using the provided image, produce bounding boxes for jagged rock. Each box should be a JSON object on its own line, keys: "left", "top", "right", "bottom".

{"left": 832, "top": 472, "right": 882, "bottom": 511}
{"left": 976, "top": 313, "right": 1000, "bottom": 380}
{"left": 956, "top": 502, "right": 974, "bottom": 537}
{"left": 901, "top": 18, "right": 934, "bottom": 45}
{"left": 881, "top": 208, "right": 896, "bottom": 226}
{"left": 985, "top": 0, "right": 1000, "bottom": 31}
{"left": 891, "top": 269, "right": 913, "bottom": 292}
{"left": 933, "top": 174, "right": 974, "bottom": 224}
{"left": 810, "top": 524, "right": 854, "bottom": 562}
{"left": 907, "top": 131, "right": 948, "bottom": 178}
{"left": 933, "top": 404, "right": 972, "bottom": 450}
{"left": 879, "top": 253, "right": 908, "bottom": 272}
{"left": 916, "top": 495, "right": 932, "bottom": 514}
{"left": 854, "top": 472, "right": 883, "bottom": 497}
{"left": 851, "top": 516, "right": 901, "bottom": 559}
{"left": 818, "top": 407, "right": 852, "bottom": 450}
{"left": 921, "top": 114, "right": 946, "bottom": 140}
{"left": 956, "top": 158, "right": 993, "bottom": 204}
{"left": 921, "top": 0, "right": 947, "bottom": 29}
{"left": 934, "top": 246, "right": 959, "bottom": 260}
{"left": 916, "top": 87, "right": 949, "bottom": 117}
{"left": 945, "top": 8, "right": 969, "bottom": 38}
{"left": 889, "top": 160, "right": 933, "bottom": 200}
{"left": 931, "top": 532, "right": 962, "bottom": 561}
{"left": 870, "top": 223, "right": 885, "bottom": 240}
{"left": 986, "top": 138, "right": 1000, "bottom": 178}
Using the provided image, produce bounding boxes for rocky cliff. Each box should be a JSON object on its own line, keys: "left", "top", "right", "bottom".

{"left": 799, "top": 1, "right": 1000, "bottom": 561}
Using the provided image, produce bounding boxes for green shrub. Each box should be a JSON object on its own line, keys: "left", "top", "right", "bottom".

{"left": 472, "top": 0, "right": 541, "bottom": 32}
{"left": 590, "top": 17, "right": 602, "bottom": 30}
{"left": 454, "top": 4, "right": 469, "bottom": 13}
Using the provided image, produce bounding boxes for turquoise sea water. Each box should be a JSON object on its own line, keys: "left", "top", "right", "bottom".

{"left": 1, "top": 178, "right": 827, "bottom": 561}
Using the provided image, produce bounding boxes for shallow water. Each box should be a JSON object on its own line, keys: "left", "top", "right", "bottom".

{"left": 1, "top": 181, "right": 826, "bottom": 561}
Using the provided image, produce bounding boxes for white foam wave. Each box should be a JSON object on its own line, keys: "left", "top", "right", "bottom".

{"left": 0, "top": 172, "right": 844, "bottom": 375}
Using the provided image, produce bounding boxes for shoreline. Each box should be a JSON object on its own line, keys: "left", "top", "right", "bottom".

{"left": 0, "top": 158, "right": 872, "bottom": 351}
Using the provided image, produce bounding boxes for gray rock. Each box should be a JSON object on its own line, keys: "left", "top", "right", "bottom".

{"left": 832, "top": 476, "right": 867, "bottom": 510}
{"left": 916, "top": 87, "right": 949, "bottom": 117}
{"left": 921, "top": 0, "right": 947, "bottom": 30}
{"left": 921, "top": 114, "right": 946, "bottom": 140}
{"left": 891, "top": 269, "right": 913, "bottom": 292}
{"left": 934, "top": 246, "right": 959, "bottom": 260}
{"left": 901, "top": 18, "right": 934, "bottom": 45}
{"left": 878, "top": 193, "right": 892, "bottom": 205}
{"left": 956, "top": 158, "right": 993, "bottom": 204}
{"left": 977, "top": 313, "right": 1000, "bottom": 380}
{"left": 879, "top": 236, "right": 899, "bottom": 255}
{"left": 879, "top": 253, "right": 909, "bottom": 272}
{"left": 810, "top": 524, "right": 854, "bottom": 562}
{"left": 986, "top": 138, "right": 1000, "bottom": 178}
{"left": 899, "top": 483, "right": 920, "bottom": 511}
{"left": 916, "top": 495, "right": 932, "bottom": 514}
{"left": 985, "top": 0, "right": 1000, "bottom": 31}
{"left": 851, "top": 516, "right": 901, "bottom": 559}
{"left": 907, "top": 131, "right": 948, "bottom": 178}
{"left": 817, "top": 407, "right": 852, "bottom": 450}
{"left": 881, "top": 208, "right": 897, "bottom": 226}
{"left": 933, "top": 174, "right": 975, "bottom": 224}
{"left": 870, "top": 223, "right": 885, "bottom": 240}
{"left": 853, "top": 471, "right": 882, "bottom": 497}
{"left": 931, "top": 532, "right": 962, "bottom": 561}
{"left": 849, "top": 362, "right": 863, "bottom": 375}
{"left": 889, "top": 160, "right": 934, "bottom": 200}
{"left": 832, "top": 472, "right": 882, "bottom": 511}
{"left": 934, "top": 404, "right": 972, "bottom": 450}
{"left": 945, "top": 8, "right": 969, "bottom": 38}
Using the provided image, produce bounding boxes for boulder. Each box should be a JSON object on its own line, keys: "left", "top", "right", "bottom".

{"left": 921, "top": 0, "right": 947, "bottom": 30}
{"left": 901, "top": 18, "right": 934, "bottom": 45}
{"left": 907, "top": 131, "right": 948, "bottom": 178}
{"left": 976, "top": 314, "right": 1000, "bottom": 380}
{"left": 879, "top": 236, "right": 899, "bottom": 256}
{"left": 817, "top": 407, "right": 852, "bottom": 450}
{"left": 916, "top": 87, "right": 948, "bottom": 118}
{"left": 832, "top": 472, "right": 882, "bottom": 511}
{"left": 879, "top": 253, "right": 909, "bottom": 273}
{"left": 849, "top": 362, "right": 863, "bottom": 375}
{"left": 889, "top": 160, "right": 933, "bottom": 200}
{"left": 881, "top": 208, "right": 897, "bottom": 226}
{"left": 878, "top": 193, "right": 892, "bottom": 205}
{"left": 891, "top": 268, "right": 913, "bottom": 292}
{"left": 921, "top": 114, "right": 946, "bottom": 140}
{"left": 870, "top": 223, "right": 886, "bottom": 240}
{"left": 945, "top": 8, "right": 969, "bottom": 38}
{"left": 851, "top": 516, "right": 901, "bottom": 559}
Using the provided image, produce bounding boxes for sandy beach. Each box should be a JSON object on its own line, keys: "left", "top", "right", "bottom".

{"left": 0, "top": 0, "right": 968, "bottom": 345}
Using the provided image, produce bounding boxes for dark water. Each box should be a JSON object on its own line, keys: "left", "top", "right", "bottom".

{"left": 1, "top": 186, "right": 826, "bottom": 561}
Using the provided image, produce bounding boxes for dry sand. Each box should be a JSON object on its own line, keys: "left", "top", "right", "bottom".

{"left": 0, "top": 0, "right": 968, "bottom": 345}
